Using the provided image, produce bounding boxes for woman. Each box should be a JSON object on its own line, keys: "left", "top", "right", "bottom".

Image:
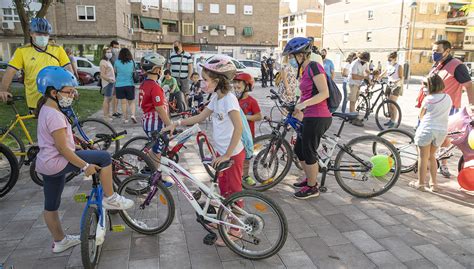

{"left": 341, "top": 52, "right": 356, "bottom": 113}
{"left": 380, "top": 51, "right": 404, "bottom": 128}
{"left": 114, "top": 48, "right": 137, "bottom": 124}
{"left": 284, "top": 37, "right": 332, "bottom": 200}
{"left": 279, "top": 56, "right": 300, "bottom": 103}
{"left": 100, "top": 47, "right": 115, "bottom": 122}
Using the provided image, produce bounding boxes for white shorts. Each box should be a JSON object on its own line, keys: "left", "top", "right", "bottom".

{"left": 414, "top": 129, "right": 447, "bottom": 147}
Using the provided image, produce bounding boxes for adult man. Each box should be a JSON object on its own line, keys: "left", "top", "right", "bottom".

{"left": 430, "top": 40, "right": 474, "bottom": 178}
{"left": 321, "top": 49, "right": 335, "bottom": 79}
{"left": 260, "top": 56, "right": 268, "bottom": 88}
{"left": 0, "top": 18, "right": 72, "bottom": 110}
{"left": 348, "top": 51, "right": 371, "bottom": 127}
{"left": 65, "top": 48, "right": 79, "bottom": 79}
{"left": 168, "top": 41, "right": 192, "bottom": 97}
{"left": 266, "top": 53, "right": 275, "bottom": 87}
{"left": 109, "top": 40, "right": 120, "bottom": 65}
{"left": 308, "top": 37, "right": 323, "bottom": 66}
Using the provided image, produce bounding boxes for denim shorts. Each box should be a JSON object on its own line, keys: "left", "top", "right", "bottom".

{"left": 102, "top": 83, "right": 115, "bottom": 97}
{"left": 414, "top": 129, "right": 447, "bottom": 147}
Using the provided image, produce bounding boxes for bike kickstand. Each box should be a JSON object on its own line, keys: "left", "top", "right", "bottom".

{"left": 196, "top": 216, "right": 218, "bottom": 245}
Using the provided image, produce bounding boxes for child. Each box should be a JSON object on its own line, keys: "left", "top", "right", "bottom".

{"left": 233, "top": 72, "right": 262, "bottom": 186}
{"left": 161, "top": 69, "right": 185, "bottom": 112}
{"left": 188, "top": 72, "right": 204, "bottom": 107}
{"left": 411, "top": 74, "right": 452, "bottom": 192}
{"left": 163, "top": 56, "right": 244, "bottom": 246}
{"left": 138, "top": 53, "right": 173, "bottom": 188}
{"left": 35, "top": 66, "right": 133, "bottom": 253}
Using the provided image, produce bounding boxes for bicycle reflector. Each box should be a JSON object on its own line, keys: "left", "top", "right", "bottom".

{"left": 370, "top": 155, "right": 394, "bottom": 177}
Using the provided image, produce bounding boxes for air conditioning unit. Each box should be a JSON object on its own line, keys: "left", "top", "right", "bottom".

{"left": 142, "top": 5, "right": 149, "bottom": 12}
{"left": 2, "top": 22, "right": 14, "bottom": 30}
{"left": 218, "top": 25, "right": 226, "bottom": 31}
{"left": 202, "top": 25, "right": 209, "bottom": 31}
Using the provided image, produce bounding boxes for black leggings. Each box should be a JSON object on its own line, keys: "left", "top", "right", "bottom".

{"left": 294, "top": 117, "right": 332, "bottom": 165}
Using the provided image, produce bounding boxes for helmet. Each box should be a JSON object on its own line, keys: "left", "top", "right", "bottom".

{"left": 233, "top": 72, "right": 254, "bottom": 90}
{"left": 29, "top": 18, "right": 52, "bottom": 34}
{"left": 283, "top": 37, "right": 312, "bottom": 56}
{"left": 143, "top": 52, "right": 166, "bottom": 68}
{"left": 36, "top": 66, "right": 78, "bottom": 95}
{"left": 200, "top": 55, "right": 237, "bottom": 80}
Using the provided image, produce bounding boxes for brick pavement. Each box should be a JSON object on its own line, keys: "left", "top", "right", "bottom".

{"left": 0, "top": 83, "right": 473, "bottom": 269}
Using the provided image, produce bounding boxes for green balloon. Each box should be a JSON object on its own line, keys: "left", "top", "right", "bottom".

{"left": 370, "top": 155, "right": 393, "bottom": 177}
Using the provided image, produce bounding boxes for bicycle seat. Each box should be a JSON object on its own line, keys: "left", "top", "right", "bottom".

{"left": 215, "top": 160, "right": 233, "bottom": 173}
{"left": 332, "top": 112, "right": 359, "bottom": 121}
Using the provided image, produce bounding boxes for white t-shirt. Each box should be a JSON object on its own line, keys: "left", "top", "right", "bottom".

{"left": 418, "top": 93, "right": 452, "bottom": 132}
{"left": 386, "top": 63, "right": 401, "bottom": 85}
{"left": 343, "top": 62, "right": 351, "bottom": 83}
{"left": 348, "top": 59, "right": 370, "bottom": 86}
{"left": 207, "top": 93, "right": 244, "bottom": 156}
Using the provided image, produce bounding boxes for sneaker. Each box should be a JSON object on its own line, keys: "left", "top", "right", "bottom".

{"left": 351, "top": 119, "right": 364, "bottom": 127}
{"left": 215, "top": 229, "right": 242, "bottom": 247}
{"left": 387, "top": 121, "right": 396, "bottom": 128}
{"left": 102, "top": 193, "right": 134, "bottom": 210}
{"left": 439, "top": 165, "right": 451, "bottom": 178}
{"left": 52, "top": 234, "right": 80, "bottom": 253}
{"left": 243, "top": 176, "right": 256, "bottom": 186}
{"left": 294, "top": 185, "right": 320, "bottom": 199}
{"left": 293, "top": 178, "right": 308, "bottom": 188}
{"left": 383, "top": 120, "right": 393, "bottom": 126}
{"left": 112, "top": 112, "right": 121, "bottom": 118}
{"left": 131, "top": 116, "right": 138, "bottom": 124}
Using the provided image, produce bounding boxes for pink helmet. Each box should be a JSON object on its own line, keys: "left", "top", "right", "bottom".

{"left": 200, "top": 55, "right": 237, "bottom": 80}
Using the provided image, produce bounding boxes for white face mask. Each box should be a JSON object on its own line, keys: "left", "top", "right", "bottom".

{"left": 112, "top": 48, "right": 119, "bottom": 54}
{"left": 34, "top": 35, "right": 49, "bottom": 47}
{"left": 57, "top": 94, "right": 74, "bottom": 108}
{"left": 105, "top": 52, "right": 113, "bottom": 59}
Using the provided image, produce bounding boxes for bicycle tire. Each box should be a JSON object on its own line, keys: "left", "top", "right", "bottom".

{"left": 375, "top": 100, "right": 402, "bottom": 130}
{"left": 112, "top": 148, "right": 157, "bottom": 187}
{"left": 356, "top": 94, "right": 370, "bottom": 120}
{"left": 74, "top": 118, "right": 120, "bottom": 155}
{"left": 376, "top": 128, "right": 417, "bottom": 173}
{"left": 334, "top": 135, "right": 401, "bottom": 198}
{"left": 81, "top": 206, "right": 101, "bottom": 269}
{"left": 118, "top": 175, "right": 175, "bottom": 235}
{"left": 0, "top": 130, "right": 25, "bottom": 168}
{"left": 122, "top": 136, "right": 150, "bottom": 151}
{"left": 198, "top": 136, "right": 215, "bottom": 178}
{"left": 217, "top": 190, "right": 288, "bottom": 260}
{"left": 0, "top": 143, "right": 19, "bottom": 198}
{"left": 29, "top": 158, "right": 78, "bottom": 187}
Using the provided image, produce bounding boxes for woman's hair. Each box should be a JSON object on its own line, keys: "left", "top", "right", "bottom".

{"left": 101, "top": 46, "right": 111, "bottom": 61}
{"left": 34, "top": 87, "right": 54, "bottom": 118}
{"left": 346, "top": 52, "right": 356, "bottom": 63}
{"left": 164, "top": 69, "right": 171, "bottom": 76}
{"left": 118, "top": 48, "right": 133, "bottom": 63}
{"left": 388, "top": 51, "right": 398, "bottom": 60}
{"left": 191, "top": 72, "right": 199, "bottom": 77}
{"left": 426, "top": 73, "right": 445, "bottom": 94}
{"left": 203, "top": 69, "right": 232, "bottom": 94}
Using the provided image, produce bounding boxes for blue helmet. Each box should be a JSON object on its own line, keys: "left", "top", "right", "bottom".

{"left": 283, "top": 37, "right": 312, "bottom": 56}
{"left": 30, "top": 18, "right": 52, "bottom": 34}
{"left": 36, "top": 66, "right": 78, "bottom": 95}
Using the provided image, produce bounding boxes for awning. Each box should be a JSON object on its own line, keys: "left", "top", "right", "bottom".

{"left": 243, "top": 27, "right": 253, "bottom": 36}
{"left": 162, "top": 19, "right": 177, "bottom": 25}
{"left": 140, "top": 17, "right": 160, "bottom": 31}
{"left": 446, "top": 27, "right": 464, "bottom": 33}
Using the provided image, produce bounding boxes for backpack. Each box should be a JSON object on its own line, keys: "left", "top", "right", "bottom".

{"left": 307, "top": 62, "right": 342, "bottom": 112}
{"left": 239, "top": 109, "right": 254, "bottom": 160}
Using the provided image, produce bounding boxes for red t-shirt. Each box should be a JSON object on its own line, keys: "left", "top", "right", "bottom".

{"left": 239, "top": 95, "right": 261, "bottom": 138}
{"left": 139, "top": 79, "right": 167, "bottom": 119}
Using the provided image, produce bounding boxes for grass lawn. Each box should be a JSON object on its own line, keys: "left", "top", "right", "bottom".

{"left": 0, "top": 86, "right": 103, "bottom": 143}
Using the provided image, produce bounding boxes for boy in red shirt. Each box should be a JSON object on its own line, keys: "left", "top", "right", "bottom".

{"left": 233, "top": 73, "right": 262, "bottom": 186}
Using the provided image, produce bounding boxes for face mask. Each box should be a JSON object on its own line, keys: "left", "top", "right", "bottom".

{"left": 34, "top": 36, "right": 49, "bottom": 47}
{"left": 360, "top": 61, "right": 366, "bottom": 65}
{"left": 105, "top": 52, "right": 113, "bottom": 59}
{"left": 289, "top": 58, "right": 298, "bottom": 68}
{"left": 321, "top": 54, "right": 326, "bottom": 60}
{"left": 112, "top": 48, "right": 119, "bottom": 54}
{"left": 174, "top": 46, "right": 179, "bottom": 53}
{"left": 234, "top": 90, "right": 243, "bottom": 99}
{"left": 57, "top": 93, "right": 74, "bottom": 108}
{"left": 432, "top": 52, "right": 444, "bottom": 62}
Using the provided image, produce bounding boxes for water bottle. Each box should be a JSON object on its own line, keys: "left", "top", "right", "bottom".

{"left": 95, "top": 206, "right": 107, "bottom": 246}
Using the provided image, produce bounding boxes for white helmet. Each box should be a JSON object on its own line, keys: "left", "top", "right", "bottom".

{"left": 143, "top": 52, "right": 166, "bottom": 67}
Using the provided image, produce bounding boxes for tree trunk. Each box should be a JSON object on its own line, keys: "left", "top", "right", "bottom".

{"left": 13, "top": 0, "right": 54, "bottom": 45}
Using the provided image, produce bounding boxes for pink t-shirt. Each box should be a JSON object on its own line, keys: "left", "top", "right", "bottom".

{"left": 36, "top": 106, "right": 75, "bottom": 175}
{"left": 299, "top": 61, "right": 332, "bottom": 118}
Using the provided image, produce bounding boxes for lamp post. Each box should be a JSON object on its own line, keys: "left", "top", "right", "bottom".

{"left": 407, "top": 1, "right": 417, "bottom": 89}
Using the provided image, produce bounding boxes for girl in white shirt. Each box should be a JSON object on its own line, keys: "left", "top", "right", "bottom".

{"left": 341, "top": 52, "right": 356, "bottom": 113}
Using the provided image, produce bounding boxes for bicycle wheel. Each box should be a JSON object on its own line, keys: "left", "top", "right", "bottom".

{"left": 375, "top": 100, "right": 402, "bottom": 130}
{"left": 217, "top": 190, "right": 288, "bottom": 260}
{"left": 247, "top": 134, "right": 293, "bottom": 191}
{"left": 0, "top": 143, "right": 19, "bottom": 198}
{"left": 118, "top": 175, "right": 175, "bottom": 235}
{"left": 334, "top": 135, "right": 401, "bottom": 198}
{"left": 355, "top": 94, "right": 370, "bottom": 120}
{"left": 0, "top": 130, "right": 25, "bottom": 168}
{"left": 122, "top": 136, "right": 150, "bottom": 151}
{"left": 198, "top": 136, "right": 216, "bottom": 178}
{"left": 80, "top": 206, "right": 101, "bottom": 269}
{"left": 376, "top": 128, "right": 417, "bottom": 173}
{"left": 112, "top": 148, "right": 157, "bottom": 187}
{"left": 74, "top": 118, "right": 120, "bottom": 155}
{"left": 29, "top": 158, "right": 78, "bottom": 187}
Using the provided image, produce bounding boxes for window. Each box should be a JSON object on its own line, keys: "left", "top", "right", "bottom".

{"left": 343, "top": 33, "right": 349, "bottom": 43}
{"left": 243, "top": 26, "right": 253, "bottom": 36}
{"left": 197, "top": 3, "right": 204, "bottom": 11}
{"left": 2, "top": 8, "right": 19, "bottom": 22}
{"left": 163, "top": 20, "right": 179, "bottom": 32}
{"left": 243, "top": 5, "right": 253, "bottom": 15}
{"left": 434, "top": 3, "right": 441, "bottom": 15}
{"left": 77, "top": 5, "right": 95, "bottom": 21}
{"left": 368, "top": 10, "right": 374, "bottom": 20}
{"left": 416, "top": 29, "right": 423, "bottom": 39}
{"left": 344, "top": 13, "right": 349, "bottom": 23}
{"left": 430, "top": 30, "right": 436, "bottom": 39}
{"left": 226, "top": 4, "right": 235, "bottom": 14}
{"left": 182, "top": 22, "right": 194, "bottom": 36}
{"left": 419, "top": 2, "right": 428, "bottom": 14}
{"left": 226, "top": 26, "right": 235, "bottom": 36}
{"left": 437, "top": 34, "right": 445, "bottom": 41}
{"left": 210, "top": 4, "right": 219, "bottom": 14}
{"left": 77, "top": 59, "right": 92, "bottom": 68}
{"left": 366, "top": 31, "right": 372, "bottom": 42}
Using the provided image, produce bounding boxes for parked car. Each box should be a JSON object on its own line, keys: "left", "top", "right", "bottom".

{"left": 239, "top": 59, "right": 262, "bottom": 80}
{"left": 76, "top": 57, "right": 101, "bottom": 81}
{"left": 192, "top": 53, "right": 260, "bottom": 80}
{"left": 0, "top": 61, "right": 23, "bottom": 83}
{"left": 77, "top": 70, "right": 94, "bottom": 86}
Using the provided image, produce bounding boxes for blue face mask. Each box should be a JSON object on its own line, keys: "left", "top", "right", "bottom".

{"left": 289, "top": 58, "right": 298, "bottom": 68}
{"left": 432, "top": 52, "right": 444, "bottom": 62}
{"left": 34, "top": 35, "right": 49, "bottom": 47}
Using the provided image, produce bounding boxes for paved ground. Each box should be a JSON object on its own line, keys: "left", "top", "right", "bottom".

{"left": 1, "top": 81, "right": 473, "bottom": 269}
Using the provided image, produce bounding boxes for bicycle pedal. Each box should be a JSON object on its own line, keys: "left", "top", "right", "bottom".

{"left": 73, "top": 193, "right": 88, "bottom": 203}
{"left": 261, "top": 178, "right": 274, "bottom": 185}
{"left": 111, "top": 225, "right": 126, "bottom": 232}
{"left": 203, "top": 233, "right": 217, "bottom": 245}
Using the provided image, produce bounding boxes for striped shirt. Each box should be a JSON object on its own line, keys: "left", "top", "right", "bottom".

{"left": 169, "top": 51, "right": 192, "bottom": 79}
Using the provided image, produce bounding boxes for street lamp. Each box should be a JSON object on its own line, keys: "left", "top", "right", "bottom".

{"left": 407, "top": 1, "right": 417, "bottom": 89}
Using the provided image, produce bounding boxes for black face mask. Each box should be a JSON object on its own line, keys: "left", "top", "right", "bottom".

{"left": 321, "top": 55, "right": 326, "bottom": 60}
{"left": 173, "top": 46, "right": 179, "bottom": 53}
{"left": 360, "top": 61, "right": 366, "bottom": 65}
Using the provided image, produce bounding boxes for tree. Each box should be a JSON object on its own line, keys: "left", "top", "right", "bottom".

{"left": 12, "top": 0, "right": 54, "bottom": 44}
{"left": 460, "top": 2, "right": 474, "bottom": 32}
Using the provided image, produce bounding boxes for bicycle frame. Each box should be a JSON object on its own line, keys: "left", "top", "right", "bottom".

{"left": 364, "top": 84, "right": 386, "bottom": 113}
{"left": 80, "top": 176, "right": 106, "bottom": 232}
{"left": 0, "top": 114, "right": 36, "bottom": 155}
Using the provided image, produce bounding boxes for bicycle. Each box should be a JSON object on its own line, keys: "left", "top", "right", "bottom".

{"left": 355, "top": 80, "right": 402, "bottom": 130}
{"left": 118, "top": 131, "right": 288, "bottom": 260}
{"left": 249, "top": 89, "right": 402, "bottom": 197}
{"left": 0, "top": 143, "right": 19, "bottom": 198}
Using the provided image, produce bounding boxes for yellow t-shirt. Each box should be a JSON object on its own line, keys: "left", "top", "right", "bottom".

{"left": 8, "top": 44, "right": 70, "bottom": 108}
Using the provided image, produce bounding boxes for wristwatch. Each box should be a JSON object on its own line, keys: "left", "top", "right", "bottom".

{"left": 82, "top": 163, "right": 90, "bottom": 171}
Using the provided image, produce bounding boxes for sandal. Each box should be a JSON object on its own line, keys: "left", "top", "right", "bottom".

{"left": 408, "top": 181, "right": 426, "bottom": 191}
{"left": 429, "top": 185, "right": 439, "bottom": 192}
